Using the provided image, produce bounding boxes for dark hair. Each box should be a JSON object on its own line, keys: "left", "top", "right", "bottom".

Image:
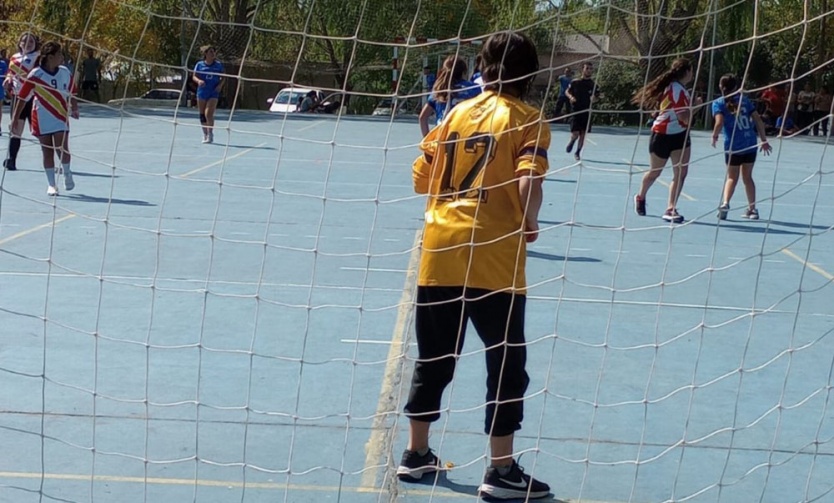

{"left": 37, "top": 41, "right": 62, "bottom": 69}
{"left": 631, "top": 57, "right": 692, "bottom": 109}
{"left": 18, "top": 32, "right": 40, "bottom": 53}
{"left": 432, "top": 55, "right": 468, "bottom": 103}
{"left": 718, "top": 73, "right": 741, "bottom": 113}
{"left": 200, "top": 45, "right": 215, "bottom": 56}
{"left": 479, "top": 31, "right": 539, "bottom": 99}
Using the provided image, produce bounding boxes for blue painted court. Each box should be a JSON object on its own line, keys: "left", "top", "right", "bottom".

{"left": 1, "top": 103, "right": 832, "bottom": 503}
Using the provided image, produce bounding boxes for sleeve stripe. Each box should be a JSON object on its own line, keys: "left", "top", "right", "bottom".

{"left": 519, "top": 146, "right": 547, "bottom": 160}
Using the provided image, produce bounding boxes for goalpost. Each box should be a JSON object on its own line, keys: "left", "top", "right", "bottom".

{"left": 1, "top": 1, "right": 833, "bottom": 503}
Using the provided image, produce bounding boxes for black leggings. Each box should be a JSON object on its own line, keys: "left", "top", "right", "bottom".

{"left": 404, "top": 286, "right": 530, "bottom": 437}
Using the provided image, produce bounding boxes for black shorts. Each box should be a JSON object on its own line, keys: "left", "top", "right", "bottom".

{"left": 404, "top": 286, "right": 530, "bottom": 436}
{"left": 725, "top": 150, "right": 757, "bottom": 166}
{"left": 12, "top": 97, "right": 33, "bottom": 121}
{"left": 571, "top": 111, "right": 592, "bottom": 133}
{"left": 649, "top": 131, "right": 690, "bottom": 159}
{"left": 81, "top": 81, "right": 99, "bottom": 91}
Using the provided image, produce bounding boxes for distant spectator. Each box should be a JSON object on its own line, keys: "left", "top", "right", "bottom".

{"left": 813, "top": 86, "right": 832, "bottom": 137}
{"left": 760, "top": 84, "right": 787, "bottom": 119}
{"left": 299, "top": 91, "right": 319, "bottom": 112}
{"left": 80, "top": 48, "right": 102, "bottom": 103}
{"left": 796, "top": 82, "right": 815, "bottom": 134}
{"left": 776, "top": 115, "right": 799, "bottom": 136}
{"left": 552, "top": 67, "right": 573, "bottom": 122}
{"left": 418, "top": 55, "right": 480, "bottom": 137}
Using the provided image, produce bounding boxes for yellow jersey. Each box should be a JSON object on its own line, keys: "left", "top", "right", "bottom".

{"left": 413, "top": 91, "right": 550, "bottom": 292}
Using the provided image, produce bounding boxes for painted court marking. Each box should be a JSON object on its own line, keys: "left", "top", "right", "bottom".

{"left": 0, "top": 214, "right": 76, "bottom": 246}
{"left": 0, "top": 471, "right": 621, "bottom": 502}
{"left": 178, "top": 141, "right": 268, "bottom": 178}
{"left": 781, "top": 248, "right": 834, "bottom": 280}
{"left": 622, "top": 157, "right": 696, "bottom": 201}
{"left": 361, "top": 230, "right": 421, "bottom": 490}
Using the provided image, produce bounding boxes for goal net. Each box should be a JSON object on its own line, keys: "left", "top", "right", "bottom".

{"left": 1, "top": 1, "right": 833, "bottom": 502}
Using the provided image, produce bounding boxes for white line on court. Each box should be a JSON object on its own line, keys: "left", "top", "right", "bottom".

{"left": 341, "top": 267, "right": 408, "bottom": 273}
{"left": 178, "top": 141, "right": 268, "bottom": 178}
{"left": 297, "top": 120, "right": 325, "bottom": 131}
{"left": 0, "top": 215, "right": 76, "bottom": 246}
{"left": 361, "top": 230, "right": 421, "bottom": 489}
{"left": 0, "top": 470, "right": 622, "bottom": 502}
{"left": 781, "top": 248, "right": 834, "bottom": 281}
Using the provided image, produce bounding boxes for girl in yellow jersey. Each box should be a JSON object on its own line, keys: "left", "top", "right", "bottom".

{"left": 397, "top": 31, "right": 551, "bottom": 501}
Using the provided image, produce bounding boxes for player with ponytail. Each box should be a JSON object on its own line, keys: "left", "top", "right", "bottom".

{"left": 632, "top": 57, "right": 694, "bottom": 223}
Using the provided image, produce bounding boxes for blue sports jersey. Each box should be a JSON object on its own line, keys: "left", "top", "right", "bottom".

{"left": 0, "top": 60, "right": 7, "bottom": 98}
{"left": 713, "top": 95, "right": 758, "bottom": 153}
{"left": 194, "top": 60, "right": 224, "bottom": 91}
{"left": 428, "top": 79, "right": 480, "bottom": 124}
{"left": 558, "top": 74, "right": 571, "bottom": 97}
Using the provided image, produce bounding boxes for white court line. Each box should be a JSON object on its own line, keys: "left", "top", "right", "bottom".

{"left": 178, "top": 142, "right": 268, "bottom": 178}
{"left": 782, "top": 248, "right": 834, "bottom": 281}
{"left": 341, "top": 267, "right": 408, "bottom": 273}
{"left": 0, "top": 215, "right": 77, "bottom": 246}
{"left": 298, "top": 120, "right": 325, "bottom": 131}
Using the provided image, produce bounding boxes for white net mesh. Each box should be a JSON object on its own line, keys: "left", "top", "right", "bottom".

{"left": 1, "top": 1, "right": 833, "bottom": 502}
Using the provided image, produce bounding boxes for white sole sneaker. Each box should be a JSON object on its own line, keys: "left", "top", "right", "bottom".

{"left": 47, "top": 185, "right": 59, "bottom": 196}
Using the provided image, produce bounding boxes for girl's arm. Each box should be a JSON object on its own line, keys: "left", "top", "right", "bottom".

{"left": 711, "top": 112, "right": 724, "bottom": 148}
{"left": 751, "top": 111, "right": 772, "bottom": 154}
{"left": 70, "top": 96, "right": 79, "bottom": 119}
{"left": 192, "top": 67, "right": 203, "bottom": 87}
{"left": 518, "top": 173, "right": 543, "bottom": 243}
{"left": 418, "top": 103, "right": 434, "bottom": 137}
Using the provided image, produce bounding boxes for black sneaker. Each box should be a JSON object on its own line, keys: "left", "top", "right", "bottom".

{"left": 717, "top": 203, "right": 729, "bottom": 220}
{"left": 3, "top": 158, "right": 15, "bottom": 171}
{"left": 662, "top": 208, "right": 684, "bottom": 223}
{"left": 396, "top": 448, "right": 440, "bottom": 481}
{"left": 566, "top": 140, "right": 575, "bottom": 153}
{"left": 479, "top": 460, "right": 550, "bottom": 500}
{"left": 574, "top": 152, "right": 581, "bottom": 161}
{"left": 743, "top": 208, "right": 759, "bottom": 220}
{"left": 634, "top": 195, "right": 646, "bottom": 216}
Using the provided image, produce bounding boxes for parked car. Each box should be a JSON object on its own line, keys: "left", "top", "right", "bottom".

{"left": 108, "top": 88, "right": 182, "bottom": 108}
{"left": 268, "top": 88, "right": 341, "bottom": 113}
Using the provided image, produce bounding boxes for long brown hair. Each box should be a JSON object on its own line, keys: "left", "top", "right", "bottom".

{"left": 432, "top": 55, "right": 467, "bottom": 103}
{"left": 37, "top": 41, "right": 62, "bottom": 70}
{"left": 631, "top": 58, "right": 692, "bottom": 109}
{"left": 719, "top": 74, "right": 740, "bottom": 114}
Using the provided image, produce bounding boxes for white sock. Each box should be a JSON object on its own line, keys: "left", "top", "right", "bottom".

{"left": 45, "top": 168, "right": 56, "bottom": 186}
{"left": 62, "top": 162, "right": 72, "bottom": 174}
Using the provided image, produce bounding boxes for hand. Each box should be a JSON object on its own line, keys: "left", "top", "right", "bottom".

{"left": 711, "top": 136, "right": 718, "bottom": 148}
{"left": 569, "top": 96, "right": 576, "bottom": 104}
{"left": 198, "top": 80, "right": 205, "bottom": 87}
{"left": 524, "top": 221, "right": 539, "bottom": 243}
{"left": 70, "top": 108, "right": 79, "bottom": 119}
{"left": 760, "top": 140, "right": 772, "bottom": 155}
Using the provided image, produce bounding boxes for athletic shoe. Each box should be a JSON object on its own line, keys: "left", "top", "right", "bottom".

{"left": 3, "top": 158, "right": 16, "bottom": 171}
{"left": 574, "top": 153, "right": 581, "bottom": 161}
{"left": 717, "top": 203, "right": 729, "bottom": 220}
{"left": 662, "top": 208, "right": 684, "bottom": 223}
{"left": 634, "top": 195, "right": 646, "bottom": 216}
{"left": 566, "top": 140, "right": 575, "bottom": 153}
{"left": 47, "top": 185, "right": 59, "bottom": 196}
{"left": 396, "top": 449, "right": 440, "bottom": 482}
{"left": 478, "top": 460, "right": 550, "bottom": 500}
{"left": 64, "top": 171, "right": 75, "bottom": 191}
{"left": 743, "top": 208, "right": 759, "bottom": 220}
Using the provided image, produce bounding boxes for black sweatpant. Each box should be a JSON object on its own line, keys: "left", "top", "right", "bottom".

{"left": 403, "top": 286, "right": 530, "bottom": 437}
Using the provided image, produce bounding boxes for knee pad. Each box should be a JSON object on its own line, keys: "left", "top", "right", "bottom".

{"left": 200, "top": 114, "right": 207, "bottom": 124}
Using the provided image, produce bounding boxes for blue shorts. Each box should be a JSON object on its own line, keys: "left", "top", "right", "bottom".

{"left": 196, "top": 90, "right": 219, "bottom": 101}
{"left": 0, "top": 87, "right": 5, "bottom": 102}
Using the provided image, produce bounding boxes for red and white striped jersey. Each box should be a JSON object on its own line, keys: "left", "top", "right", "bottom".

{"left": 18, "top": 65, "right": 76, "bottom": 136}
{"left": 651, "top": 81, "right": 691, "bottom": 135}
{"left": 5, "top": 51, "right": 39, "bottom": 95}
